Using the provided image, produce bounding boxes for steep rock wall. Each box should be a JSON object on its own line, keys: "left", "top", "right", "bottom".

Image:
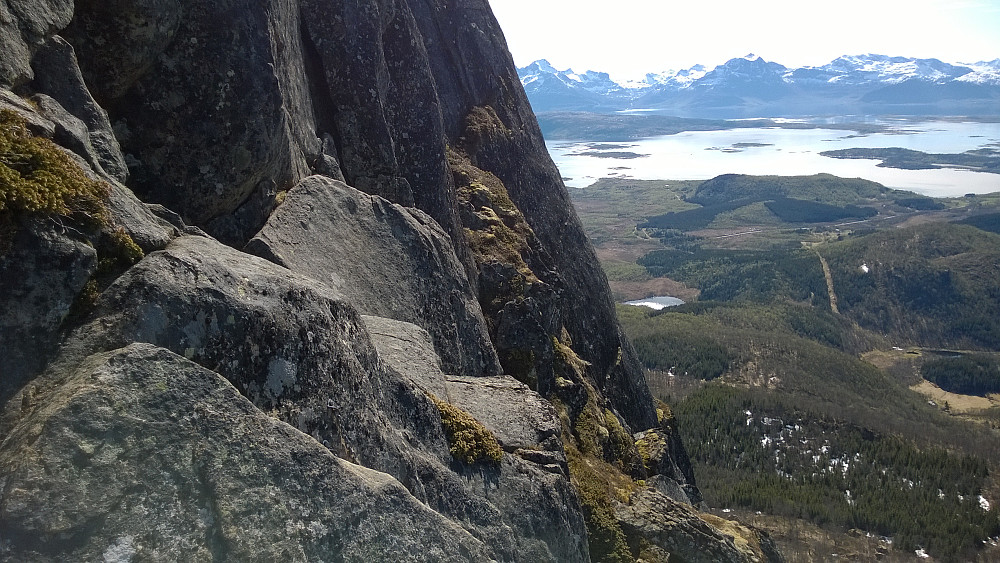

{"left": 59, "top": 0, "right": 655, "bottom": 433}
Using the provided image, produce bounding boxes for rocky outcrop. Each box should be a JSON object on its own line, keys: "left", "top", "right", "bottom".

{"left": 60, "top": 0, "right": 658, "bottom": 439}
{"left": 62, "top": 0, "right": 306, "bottom": 244}
{"left": 7, "top": 233, "right": 587, "bottom": 562}
{"left": 0, "top": 0, "right": 73, "bottom": 88}
{"left": 0, "top": 0, "right": 762, "bottom": 560}
{"left": 363, "top": 314, "right": 588, "bottom": 560}
{"left": 636, "top": 426, "right": 702, "bottom": 507}
{"left": 246, "top": 175, "right": 500, "bottom": 378}
{"left": 408, "top": 1, "right": 658, "bottom": 430}
{"left": 30, "top": 35, "right": 128, "bottom": 182}
{"left": 0, "top": 91, "right": 174, "bottom": 402}
{"left": 0, "top": 220, "right": 96, "bottom": 398}
{"left": 616, "top": 489, "right": 782, "bottom": 563}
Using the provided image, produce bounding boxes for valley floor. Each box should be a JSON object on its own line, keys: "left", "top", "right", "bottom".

{"left": 570, "top": 173, "right": 1000, "bottom": 561}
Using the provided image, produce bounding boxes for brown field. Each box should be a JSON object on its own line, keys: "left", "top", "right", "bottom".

{"left": 910, "top": 380, "right": 999, "bottom": 413}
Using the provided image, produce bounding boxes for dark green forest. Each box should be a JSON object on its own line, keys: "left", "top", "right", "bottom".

{"left": 674, "top": 384, "right": 999, "bottom": 560}
{"left": 638, "top": 246, "right": 829, "bottom": 304}
{"left": 923, "top": 354, "right": 1000, "bottom": 396}
{"left": 958, "top": 212, "right": 1000, "bottom": 234}
{"left": 638, "top": 222, "right": 1000, "bottom": 349}
{"left": 821, "top": 223, "right": 1000, "bottom": 349}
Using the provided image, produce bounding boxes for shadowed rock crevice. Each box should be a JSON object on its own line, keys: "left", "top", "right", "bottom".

{"left": 297, "top": 16, "right": 345, "bottom": 180}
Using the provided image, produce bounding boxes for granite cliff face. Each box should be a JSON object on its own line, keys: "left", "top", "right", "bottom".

{"left": 0, "top": 1, "right": 778, "bottom": 561}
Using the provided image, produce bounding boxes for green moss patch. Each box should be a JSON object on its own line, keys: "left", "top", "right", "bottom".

{"left": 554, "top": 398, "right": 635, "bottom": 563}
{"left": 429, "top": 394, "right": 503, "bottom": 465}
{"left": 98, "top": 226, "right": 144, "bottom": 276}
{"left": 448, "top": 147, "right": 539, "bottom": 284}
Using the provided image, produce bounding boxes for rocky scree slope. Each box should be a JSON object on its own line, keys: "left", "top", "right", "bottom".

{"left": 0, "top": 0, "right": 777, "bottom": 561}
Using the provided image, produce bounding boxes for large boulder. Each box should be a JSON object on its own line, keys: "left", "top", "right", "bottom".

{"left": 363, "top": 314, "right": 589, "bottom": 560}
{"left": 0, "top": 343, "right": 491, "bottom": 561}
{"left": 246, "top": 175, "right": 500, "bottom": 378}
{"left": 64, "top": 0, "right": 308, "bottom": 244}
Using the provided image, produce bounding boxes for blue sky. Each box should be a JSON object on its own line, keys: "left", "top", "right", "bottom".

{"left": 488, "top": 0, "right": 1000, "bottom": 81}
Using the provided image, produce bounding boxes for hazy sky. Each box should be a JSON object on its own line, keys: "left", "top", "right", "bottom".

{"left": 488, "top": 0, "right": 1000, "bottom": 81}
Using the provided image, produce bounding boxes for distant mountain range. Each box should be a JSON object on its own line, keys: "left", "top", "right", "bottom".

{"left": 517, "top": 54, "right": 1000, "bottom": 118}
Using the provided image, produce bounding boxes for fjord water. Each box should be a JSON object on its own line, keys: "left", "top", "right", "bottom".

{"left": 549, "top": 119, "right": 1000, "bottom": 196}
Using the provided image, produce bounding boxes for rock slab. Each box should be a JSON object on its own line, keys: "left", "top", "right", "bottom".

{"left": 248, "top": 175, "right": 500, "bottom": 378}
{"left": 0, "top": 343, "right": 491, "bottom": 562}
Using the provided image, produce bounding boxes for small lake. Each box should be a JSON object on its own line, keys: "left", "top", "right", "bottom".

{"left": 624, "top": 296, "right": 685, "bottom": 310}
{"left": 547, "top": 119, "right": 1000, "bottom": 197}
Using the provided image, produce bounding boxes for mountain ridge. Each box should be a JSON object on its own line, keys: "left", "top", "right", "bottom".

{"left": 518, "top": 54, "right": 1000, "bottom": 117}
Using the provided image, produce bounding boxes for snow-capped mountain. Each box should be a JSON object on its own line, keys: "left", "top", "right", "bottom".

{"left": 697, "top": 54, "right": 788, "bottom": 88}
{"left": 640, "top": 64, "right": 707, "bottom": 89}
{"left": 787, "top": 54, "right": 990, "bottom": 87}
{"left": 517, "top": 54, "right": 1000, "bottom": 117}
{"left": 957, "top": 59, "right": 1000, "bottom": 85}
{"left": 518, "top": 59, "right": 624, "bottom": 95}
{"left": 517, "top": 59, "right": 631, "bottom": 111}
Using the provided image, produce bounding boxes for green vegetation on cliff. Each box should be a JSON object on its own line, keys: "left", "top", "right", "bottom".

{"left": 429, "top": 394, "right": 503, "bottom": 465}
{"left": 0, "top": 109, "right": 109, "bottom": 223}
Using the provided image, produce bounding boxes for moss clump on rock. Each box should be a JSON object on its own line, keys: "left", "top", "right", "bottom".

{"left": 635, "top": 429, "right": 666, "bottom": 471}
{"left": 556, "top": 399, "right": 636, "bottom": 563}
{"left": 98, "top": 226, "right": 144, "bottom": 275}
{"left": 552, "top": 335, "right": 591, "bottom": 377}
{"left": 448, "top": 147, "right": 539, "bottom": 284}
{"left": 0, "top": 109, "right": 110, "bottom": 223}
{"left": 429, "top": 394, "right": 503, "bottom": 465}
